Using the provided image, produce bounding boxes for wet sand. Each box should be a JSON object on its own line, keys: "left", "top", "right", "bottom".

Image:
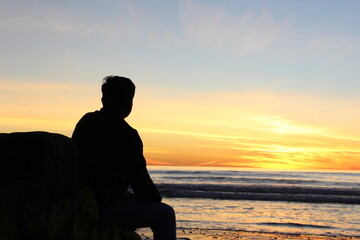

{"left": 138, "top": 228, "right": 360, "bottom": 240}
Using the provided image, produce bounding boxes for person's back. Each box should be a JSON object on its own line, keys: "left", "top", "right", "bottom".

{"left": 72, "top": 109, "right": 162, "bottom": 212}
{"left": 72, "top": 76, "right": 176, "bottom": 240}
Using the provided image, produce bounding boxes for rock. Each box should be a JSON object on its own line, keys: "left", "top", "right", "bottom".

{"left": 48, "top": 184, "right": 99, "bottom": 240}
{"left": 0, "top": 131, "right": 141, "bottom": 240}
{"left": 0, "top": 181, "right": 50, "bottom": 240}
{"left": 0, "top": 131, "right": 79, "bottom": 202}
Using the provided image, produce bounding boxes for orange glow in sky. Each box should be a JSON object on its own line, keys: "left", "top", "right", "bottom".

{"left": 2, "top": 1, "right": 360, "bottom": 171}
{"left": 1, "top": 81, "right": 360, "bottom": 171}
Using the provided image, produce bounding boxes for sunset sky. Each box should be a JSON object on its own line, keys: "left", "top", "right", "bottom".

{"left": 1, "top": 0, "right": 360, "bottom": 170}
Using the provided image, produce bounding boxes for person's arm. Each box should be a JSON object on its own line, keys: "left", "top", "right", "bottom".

{"left": 72, "top": 113, "right": 94, "bottom": 184}
{"left": 129, "top": 131, "right": 162, "bottom": 202}
{"left": 72, "top": 113, "right": 90, "bottom": 143}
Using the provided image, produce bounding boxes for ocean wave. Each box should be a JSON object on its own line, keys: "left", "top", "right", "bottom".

{"left": 258, "top": 222, "right": 333, "bottom": 229}
{"left": 156, "top": 183, "right": 360, "bottom": 204}
{"left": 154, "top": 176, "right": 360, "bottom": 187}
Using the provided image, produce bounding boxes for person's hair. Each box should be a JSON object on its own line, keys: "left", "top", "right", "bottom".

{"left": 101, "top": 76, "right": 135, "bottom": 107}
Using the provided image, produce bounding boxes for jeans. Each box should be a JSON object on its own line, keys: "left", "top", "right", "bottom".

{"left": 102, "top": 192, "right": 176, "bottom": 240}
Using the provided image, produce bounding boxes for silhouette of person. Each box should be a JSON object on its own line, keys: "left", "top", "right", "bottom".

{"left": 72, "top": 76, "right": 176, "bottom": 240}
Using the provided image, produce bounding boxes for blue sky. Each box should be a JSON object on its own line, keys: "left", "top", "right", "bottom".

{"left": 2, "top": 0, "right": 359, "bottom": 94}
{"left": 1, "top": 0, "right": 360, "bottom": 169}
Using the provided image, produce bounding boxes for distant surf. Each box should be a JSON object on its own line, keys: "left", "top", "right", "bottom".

{"left": 148, "top": 166, "right": 360, "bottom": 236}
{"left": 156, "top": 182, "right": 360, "bottom": 204}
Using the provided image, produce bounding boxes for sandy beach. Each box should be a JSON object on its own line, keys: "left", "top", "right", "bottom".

{"left": 138, "top": 228, "right": 360, "bottom": 240}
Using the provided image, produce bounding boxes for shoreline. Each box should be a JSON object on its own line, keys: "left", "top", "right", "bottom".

{"left": 137, "top": 228, "right": 360, "bottom": 240}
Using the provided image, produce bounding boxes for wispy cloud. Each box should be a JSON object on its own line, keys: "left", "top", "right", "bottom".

{"left": 0, "top": 0, "right": 141, "bottom": 38}
{"left": 180, "top": 1, "right": 282, "bottom": 54}
{"left": 2, "top": 0, "right": 357, "bottom": 60}
{"left": 276, "top": 28, "right": 359, "bottom": 62}
{"left": 179, "top": 0, "right": 359, "bottom": 61}
{"left": 133, "top": 87, "right": 360, "bottom": 169}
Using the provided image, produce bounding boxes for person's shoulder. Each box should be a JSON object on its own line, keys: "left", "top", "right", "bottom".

{"left": 72, "top": 111, "right": 101, "bottom": 139}
{"left": 123, "top": 120, "right": 136, "bottom": 131}
{"left": 81, "top": 110, "right": 101, "bottom": 119}
{"left": 123, "top": 120, "right": 140, "bottom": 135}
{"left": 76, "top": 110, "right": 102, "bottom": 125}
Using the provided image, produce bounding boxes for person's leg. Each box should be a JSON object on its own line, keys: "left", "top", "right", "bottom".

{"left": 149, "top": 202, "right": 176, "bottom": 240}
{"left": 102, "top": 193, "right": 176, "bottom": 240}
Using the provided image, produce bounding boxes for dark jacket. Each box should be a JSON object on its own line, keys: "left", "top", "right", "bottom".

{"left": 72, "top": 108, "right": 162, "bottom": 212}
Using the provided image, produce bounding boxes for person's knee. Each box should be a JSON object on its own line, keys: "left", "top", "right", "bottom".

{"left": 160, "top": 203, "right": 176, "bottom": 221}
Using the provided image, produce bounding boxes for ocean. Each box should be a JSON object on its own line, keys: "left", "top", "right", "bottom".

{"left": 147, "top": 166, "right": 360, "bottom": 237}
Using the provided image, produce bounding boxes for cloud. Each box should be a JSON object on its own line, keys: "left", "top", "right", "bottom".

{"left": 179, "top": 1, "right": 282, "bottom": 54}
{"left": 275, "top": 29, "right": 359, "bottom": 62}
{"left": 2, "top": 0, "right": 357, "bottom": 61}
{"left": 134, "top": 86, "right": 360, "bottom": 137}
{"left": 305, "top": 34, "right": 353, "bottom": 57}
{"left": 179, "top": 1, "right": 359, "bottom": 61}
{"left": 0, "top": 0, "right": 141, "bottom": 39}
{"left": 131, "top": 87, "right": 360, "bottom": 169}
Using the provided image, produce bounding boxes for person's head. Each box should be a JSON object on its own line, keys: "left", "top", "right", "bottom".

{"left": 101, "top": 76, "right": 135, "bottom": 118}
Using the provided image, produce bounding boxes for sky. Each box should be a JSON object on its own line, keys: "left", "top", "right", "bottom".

{"left": 1, "top": 0, "right": 360, "bottom": 170}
